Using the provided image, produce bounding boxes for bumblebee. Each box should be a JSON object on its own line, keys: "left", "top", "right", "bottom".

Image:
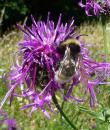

{"left": 55, "top": 38, "right": 81, "bottom": 84}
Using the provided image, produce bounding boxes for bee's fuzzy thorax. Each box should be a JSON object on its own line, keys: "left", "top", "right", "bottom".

{"left": 61, "top": 38, "right": 80, "bottom": 46}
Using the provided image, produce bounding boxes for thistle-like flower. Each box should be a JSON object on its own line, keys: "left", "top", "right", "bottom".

{"left": 0, "top": 109, "right": 17, "bottom": 130}
{"left": 1, "top": 13, "right": 110, "bottom": 117}
{"left": 79, "top": 0, "right": 110, "bottom": 16}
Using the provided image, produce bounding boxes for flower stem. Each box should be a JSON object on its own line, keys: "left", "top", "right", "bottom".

{"left": 101, "top": 16, "right": 110, "bottom": 107}
{"left": 101, "top": 16, "right": 109, "bottom": 61}
{"left": 52, "top": 94, "right": 78, "bottom": 130}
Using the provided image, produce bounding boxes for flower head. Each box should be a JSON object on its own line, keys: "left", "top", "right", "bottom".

{"left": 2, "top": 119, "right": 17, "bottom": 130}
{"left": 1, "top": 13, "right": 110, "bottom": 117}
{"left": 0, "top": 109, "right": 17, "bottom": 130}
{"left": 79, "top": 0, "right": 110, "bottom": 16}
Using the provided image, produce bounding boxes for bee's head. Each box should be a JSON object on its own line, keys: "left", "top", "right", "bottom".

{"left": 56, "top": 38, "right": 81, "bottom": 59}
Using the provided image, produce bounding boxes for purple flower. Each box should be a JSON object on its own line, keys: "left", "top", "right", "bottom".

{"left": 0, "top": 109, "right": 17, "bottom": 130}
{"left": 106, "top": 0, "right": 110, "bottom": 7}
{"left": 104, "top": 0, "right": 110, "bottom": 11}
{"left": 1, "top": 13, "right": 110, "bottom": 117}
{"left": 2, "top": 119, "right": 17, "bottom": 130}
{"left": 79, "top": 0, "right": 110, "bottom": 16}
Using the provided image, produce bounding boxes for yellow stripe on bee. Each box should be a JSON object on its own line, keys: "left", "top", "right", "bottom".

{"left": 62, "top": 38, "right": 80, "bottom": 46}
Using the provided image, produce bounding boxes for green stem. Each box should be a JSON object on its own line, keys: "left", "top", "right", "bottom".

{"left": 52, "top": 94, "right": 78, "bottom": 130}
{"left": 101, "top": 16, "right": 109, "bottom": 61}
{"left": 59, "top": 100, "right": 64, "bottom": 122}
{"left": 101, "top": 16, "right": 110, "bottom": 107}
